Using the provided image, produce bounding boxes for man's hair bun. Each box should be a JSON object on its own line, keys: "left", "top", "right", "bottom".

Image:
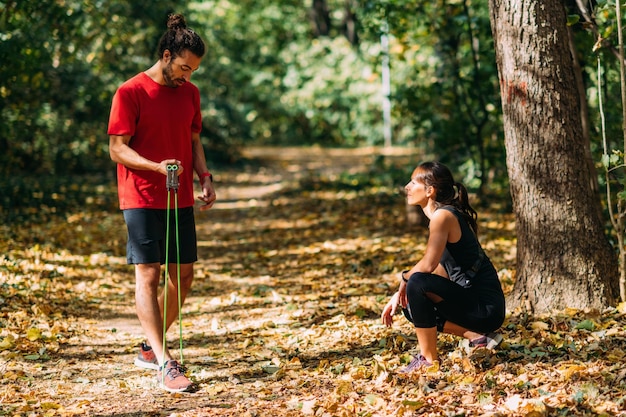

{"left": 167, "top": 14, "right": 187, "bottom": 31}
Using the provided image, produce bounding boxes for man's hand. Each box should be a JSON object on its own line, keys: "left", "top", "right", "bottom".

{"left": 157, "top": 159, "right": 183, "bottom": 176}
{"left": 197, "top": 176, "right": 216, "bottom": 210}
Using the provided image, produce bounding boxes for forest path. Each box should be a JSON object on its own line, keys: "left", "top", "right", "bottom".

{"left": 94, "top": 146, "right": 419, "bottom": 338}
{"left": 68, "top": 145, "right": 424, "bottom": 416}
{"left": 7, "top": 148, "right": 621, "bottom": 417}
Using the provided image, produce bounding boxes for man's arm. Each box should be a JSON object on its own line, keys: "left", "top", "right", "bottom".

{"left": 191, "top": 132, "right": 216, "bottom": 210}
{"left": 109, "top": 134, "right": 177, "bottom": 176}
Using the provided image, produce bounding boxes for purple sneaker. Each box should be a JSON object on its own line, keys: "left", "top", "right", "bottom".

{"left": 398, "top": 354, "right": 433, "bottom": 374}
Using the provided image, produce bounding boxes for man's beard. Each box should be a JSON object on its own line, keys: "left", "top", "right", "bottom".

{"left": 162, "top": 62, "right": 185, "bottom": 88}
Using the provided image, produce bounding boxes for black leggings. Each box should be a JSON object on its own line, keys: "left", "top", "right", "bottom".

{"left": 403, "top": 272, "right": 505, "bottom": 333}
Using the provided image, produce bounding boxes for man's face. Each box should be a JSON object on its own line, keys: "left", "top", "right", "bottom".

{"left": 162, "top": 49, "right": 202, "bottom": 88}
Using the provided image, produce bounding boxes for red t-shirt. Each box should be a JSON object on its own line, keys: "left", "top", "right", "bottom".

{"left": 108, "top": 72, "right": 202, "bottom": 209}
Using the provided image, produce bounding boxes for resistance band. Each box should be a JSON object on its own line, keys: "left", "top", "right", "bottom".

{"left": 162, "top": 164, "right": 185, "bottom": 379}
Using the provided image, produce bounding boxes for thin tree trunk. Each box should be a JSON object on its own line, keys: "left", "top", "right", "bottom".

{"left": 568, "top": 26, "right": 601, "bottom": 200}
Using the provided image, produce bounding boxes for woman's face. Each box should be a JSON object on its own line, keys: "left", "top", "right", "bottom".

{"left": 405, "top": 177, "right": 430, "bottom": 206}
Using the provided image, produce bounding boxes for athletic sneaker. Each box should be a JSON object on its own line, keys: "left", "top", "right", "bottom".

{"left": 157, "top": 360, "right": 196, "bottom": 393}
{"left": 398, "top": 354, "right": 433, "bottom": 374}
{"left": 470, "top": 332, "right": 503, "bottom": 349}
{"left": 134, "top": 342, "right": 159, "bottom": 370}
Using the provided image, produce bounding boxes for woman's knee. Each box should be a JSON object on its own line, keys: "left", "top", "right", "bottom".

{"left": 406, "top": 272, "right": 431, "bottom": 294}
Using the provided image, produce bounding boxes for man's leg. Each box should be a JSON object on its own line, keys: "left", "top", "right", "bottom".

{"left": 159, "top": 263, "right": 194, "bottom": 332}
{"left": 135, "top": 261, "right": 196, "bottom": 392}
{"left": 135, "top": 262, "right": 171, "bottom": 367}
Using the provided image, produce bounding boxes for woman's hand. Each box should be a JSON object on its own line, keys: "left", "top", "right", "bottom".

{"left": 381, "top": 292, "right": 400, "bottom": 327}
{"left": 398, "top": 272, "right": 408, "bottom": 308}
{"left": 381, "top": 272, "right": 409, "bottom": 327}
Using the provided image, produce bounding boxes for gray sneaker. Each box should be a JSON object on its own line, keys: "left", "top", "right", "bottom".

{"left": 470, "top": 332, "right": 503, "bottom": 349}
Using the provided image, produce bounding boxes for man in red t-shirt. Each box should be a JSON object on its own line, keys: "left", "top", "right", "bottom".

{"left": 108, "top": 13, "right": 216, "bottom": 393}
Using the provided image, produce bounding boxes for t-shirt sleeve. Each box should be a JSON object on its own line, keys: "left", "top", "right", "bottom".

{"left": 108, "top": 86, "right": 138, "bottom": 136}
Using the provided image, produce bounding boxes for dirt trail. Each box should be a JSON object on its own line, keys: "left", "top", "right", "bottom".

{"left": 216, "top": 146, "right": 419, "bottom": 203}
{"left": 5, "top": 147, "right": 624, "bottom": 416}
{"left": 62, "top": 146, "right": 421, "bottom": 416}
{"left": 95, "top": 146, "right": 418, "bottom": 336}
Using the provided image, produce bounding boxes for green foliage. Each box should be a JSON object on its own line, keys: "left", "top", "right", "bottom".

{"left": 0, "top": 0, "right": 187, "bottom": 175}
{"left": 189, "top": 1, "right": 386, "bottom": 147}
{"left": 359, "top": 0, "right": 505, "bottom": 189}
{"left": 0, "top": 0, "right": 509, "bottom": 195}
{"left": 571, "top": 2, "right": 626, "bottom": 243}
{"left": 277, "top": 37, "right": 385, "bottom": 146}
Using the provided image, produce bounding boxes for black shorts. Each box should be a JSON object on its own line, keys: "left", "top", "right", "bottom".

{"left": 123, "top": 207, "right": 198, "bottom": 265}
{"left": 403, "top": 271, "right": 505, "bottom": 333}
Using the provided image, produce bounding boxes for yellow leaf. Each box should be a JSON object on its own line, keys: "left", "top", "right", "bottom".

{"left": 558, "top": 364, "right": 586, "bottom": 380}
{"left": 461, "top": 375, "right": 475, "bottom": 384}
{"left": 40, "top": 402, "right": 62, "bottom": 410}
{"left": 27, "top": 328, "right": 42, "bottom": 341}
{"left": 349, "top": 365, "right": 369, "bottom": 379}
{"left": 335, "top": 380, "right": 353, "bottom": 395}
{"left": 530, "top": 321, "right": 549, "bottom": 331}
{"left": 0, "top": 335, "right": 15, "bottom": 350}
{"left": 426, "top": 360, "right": 440, "bottom": 373}
{"left": 286, "top": 357, "right": 302, "bottom": 370}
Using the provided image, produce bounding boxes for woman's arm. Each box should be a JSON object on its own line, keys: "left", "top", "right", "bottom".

{"left": 407, "top": 209, "right": 458, "bottom": 275}
{"left": 395, "top": 210, "right": 457, "bottom": 307}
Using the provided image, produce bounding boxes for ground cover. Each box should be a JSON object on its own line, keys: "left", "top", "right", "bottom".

{"left": 1, "top": 148, "right": 625, "bottom": 416}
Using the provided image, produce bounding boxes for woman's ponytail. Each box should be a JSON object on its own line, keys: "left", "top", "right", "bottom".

{"left": 455, "top": 182, "right": 478, "bottom": 235}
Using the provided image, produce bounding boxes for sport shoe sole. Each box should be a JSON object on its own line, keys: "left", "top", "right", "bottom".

{"left": 485, "top": 333, "right": 503, "bottom": 349}
{"left": 470, "top": 332, "right": 503, "bottom": 349}
{"left": 135, "top": 342, "right": 160, "bottom": 370}
{"left": 398, "top": 354, "right": 433, "bottom": 374}
{"left": 159, "top": 380, "right": 198, "bottom": 393}
{"left": 134, "top": 357, "right": 160, "bottom": 370}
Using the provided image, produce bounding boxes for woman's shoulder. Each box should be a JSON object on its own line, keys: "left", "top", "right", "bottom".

{"left": 430, "top": 206, "right": 460, "bottom": 228}
{"left": 434, "top": 205, "right": 461, "bottom": 220}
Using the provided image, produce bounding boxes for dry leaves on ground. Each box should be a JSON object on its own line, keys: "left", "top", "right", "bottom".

{"left": 1, "top": 149, "right": 626, "bottom": 417}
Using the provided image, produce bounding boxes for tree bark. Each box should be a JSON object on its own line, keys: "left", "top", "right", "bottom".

{"left": 310, "top": 0, "right": 331, "bottom": 37}
{"left": 341, "top": 0, "right": 359, "bottom": 46}
{"left": 488, "top": 0, "right": 618, "bottom": 313}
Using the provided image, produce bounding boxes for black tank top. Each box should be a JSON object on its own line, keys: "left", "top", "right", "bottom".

{"left": 438, "top": 206, "right": 497, "bottom": 288}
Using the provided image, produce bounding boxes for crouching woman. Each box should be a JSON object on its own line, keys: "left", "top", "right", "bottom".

{"left": 382, "top": 162, "right": 506, "bottom": 372}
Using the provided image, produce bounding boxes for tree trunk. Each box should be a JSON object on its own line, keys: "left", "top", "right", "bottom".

{"left": 310, "top": 0, "right": 331, "bottom": 37}
{"left": 488, "top": 0, "right": 619, "bottom": 313}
